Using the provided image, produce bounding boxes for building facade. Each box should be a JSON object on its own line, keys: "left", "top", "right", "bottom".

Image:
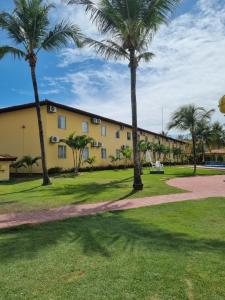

{"left": 0, "top": 100, "right": 186, "bottom": 173}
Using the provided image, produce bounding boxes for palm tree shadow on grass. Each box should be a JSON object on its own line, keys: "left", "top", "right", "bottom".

{"left": 0, "top": 211, "right": 225, "bottom": 263}
{"left": 0, "top": 185, "right": 42, "bottom": 196}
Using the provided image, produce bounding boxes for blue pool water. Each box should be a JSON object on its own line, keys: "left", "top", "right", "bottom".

{"left": 204, "top": 162, "right": 225, "bottom": 168}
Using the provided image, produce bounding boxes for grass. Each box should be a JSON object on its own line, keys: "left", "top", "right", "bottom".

{"left": 0, "top": 166, "right": 224, "bottom": 214}
{"left": 0, "top": 197, "right": 225, "bottom": 299}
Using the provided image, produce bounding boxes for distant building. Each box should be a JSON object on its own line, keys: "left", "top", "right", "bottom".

{"left": 0, "top": 100, "right": 186, "bottom": 173}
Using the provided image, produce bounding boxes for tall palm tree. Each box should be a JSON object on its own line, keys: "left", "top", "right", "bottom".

{"left": 168, "top": 105, "right": 214, "bottom": 174}
{"left": 0, "top": 0, "right": 83, "bottom": 185}
{"left": 67, "top": 0, "right": 181, "bottom": 190}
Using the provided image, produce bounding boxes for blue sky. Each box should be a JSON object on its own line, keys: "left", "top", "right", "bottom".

{"left": 0, "top": 0, "right": 225, "bottom": 133}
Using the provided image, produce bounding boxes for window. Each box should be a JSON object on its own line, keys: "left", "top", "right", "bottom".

{"left": 58, "top": 116, "right": 66, "bottom": 129}
{"left": 58, "top": 145, "right": 66, "bottom": 159}
{"left": 127, "top": 132, "right": 131, "bottom": 140}
{"left": 101, "top": 126, "right": 107, "bottom": 136}
{"left": 82, "top": 147, "right": 89, "bottom": 160}
{"left": 82, "top": 121, "right": 89, "bottom": 133}
{"left": 116, "top": 149, "right": 121, "bottom": 159}
{"left": 115, "top": 131, "right": 120, "bottom": 139}
{"left": 101, "top": 148, "right": 107, "bottom": 159}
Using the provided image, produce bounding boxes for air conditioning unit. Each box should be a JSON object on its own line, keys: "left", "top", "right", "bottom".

{"left": 92, "top": 141, "right": 99, "bottom": 148}
{"left": 50, "top": 136, "right": 60, "bottom": 143}
{"left": 98, "top": 142, "right": 103, "bottom": 148}
{"left": 47, "top": 105, "right": 57, "bottom": 113}
{"left": 120, "top": 125, "right": 125, "bottom": 130}
{"left": 91, "top": 117, "right": 101, "bottom": 124}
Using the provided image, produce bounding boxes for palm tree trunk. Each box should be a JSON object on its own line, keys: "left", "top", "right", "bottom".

{"left": 29, "top": 56, "right": 51, "bottom": 185}
{"left": 72, "top": 149, "right": 76, "bottom": 174}
{"left": 129, "top": 49, "right": 143, "bottom": 190}
{"left": 192, "top": 133, "right": 197, "bottom": 175}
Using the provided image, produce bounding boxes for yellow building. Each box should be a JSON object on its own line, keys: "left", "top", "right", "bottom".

{"left": 0, "top": 100, "right": 186, "bottom": 173}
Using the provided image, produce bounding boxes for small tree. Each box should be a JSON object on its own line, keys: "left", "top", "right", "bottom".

{"left": 10, "top": 159, "right": 26, "bottom": 173}
{"left": 138, "top": 140, "right": 153, "bottom": 173}
{"left": 162, "top": 146, "right": 171, "bottom": 162}
{"left": 109, "top": 155, "right": 121, "bottom": 170}
{"left": 84, "top": 156, "right": 96, "bottom": 171}
{"left": 21, "top": 155, "right": 41, "bottom": 174}
{"left": 120, "top": 146, "right": 132, "bottom": 169}
{"left": 61, "top": 133, "right": 94, "bottom": 175}
{"left": 153, "top": 143, "right": 166, "bottom": 160}
{"left": 172, "top": 147, "right": 182, "bottom": 163}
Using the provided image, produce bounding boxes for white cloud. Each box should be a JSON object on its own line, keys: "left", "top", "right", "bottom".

{"left": 48, "top": 0, "right": 225, "bottom": 135}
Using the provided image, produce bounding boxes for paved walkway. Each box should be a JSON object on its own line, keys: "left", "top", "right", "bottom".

{"left": 1, "top": 175, "right": 225, "bottom": 229}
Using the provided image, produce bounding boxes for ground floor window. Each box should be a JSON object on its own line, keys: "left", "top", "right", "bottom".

{"left": 82, "top": 147, "right": 89, "bottom": 160}
{"left": 58, "top": 145, "right": 66, "bottom": 159}
{"left": 116, "top": 149, "right": 121, "bottom": 159}
{"left": 101, "top": 148, "right": 107, "bottom": 159}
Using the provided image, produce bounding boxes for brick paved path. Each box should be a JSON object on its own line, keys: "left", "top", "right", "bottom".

{"left": 0, "top": 175, "right": 225, "bottom": 229}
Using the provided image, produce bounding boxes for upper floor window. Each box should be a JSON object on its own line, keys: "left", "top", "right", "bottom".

{"left": 58, "top": 145, "right": 66, "bottom": 159}
{"left": 115, "top": 131, "right": 120, "bottom": 139}
{"left": 127, "top": 132, "right": 131, "bottom": 140}
{"left": 101, "top": 126, "right": 107, "bottom": 136}
{"left": 82, "top": 147, "right": 89, "bottom": 160}
{"left": 58, "top": 115, "right": 66, "bottom": 129}
{"left": 82, "top": 121, "right": 89, "bottom": 133}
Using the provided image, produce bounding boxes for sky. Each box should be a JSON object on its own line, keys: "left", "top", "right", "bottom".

{"left": 0, "top": 0, "right": 225, "bottom": 136}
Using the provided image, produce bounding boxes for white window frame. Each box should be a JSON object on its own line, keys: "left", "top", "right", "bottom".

{"left": 82, "top": 147, "right": 89, "bottom": 160}
{"left": 58, "top": 115, "right": 66, "bottom": 129}
{"left": 116, "top": 149, "right": 121, "bottom": 159}
{"left": 101, "top": 125, "right": 107, "bottom": 136}
{"left": 82, "top": 121, "right": 89, "bottom": 133}
{"left": 101, "top": 148, "right": 107, "bottom": 159}
{"left": 58, "top": 145, "right": 66, "bottom": 159}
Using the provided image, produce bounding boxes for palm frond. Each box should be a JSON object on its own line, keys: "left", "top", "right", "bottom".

{"left": 40, "top": 21, "right": 83, "bottom": 52}
{"left": 84, "top": 37, "right": 129, "bottom": 60}
{"left": 0, "top": 46, "right": 26, "bottom": 59}
{"left": 137, "top": 51, "right": 154, "bottom": 63}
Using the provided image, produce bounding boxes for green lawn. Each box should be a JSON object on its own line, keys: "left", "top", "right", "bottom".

{"left": 0, "top": 166, "right": 224, "bottom": 214}
{"left": 0, "top": 197, "right": 225, "bottom": 299}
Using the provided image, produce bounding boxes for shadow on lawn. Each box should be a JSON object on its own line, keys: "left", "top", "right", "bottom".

{"left": 0, "top": 211, "right": 225, "bottom": 263}
{"left": 0, "top": 185, "right": 42, "bottom": 196}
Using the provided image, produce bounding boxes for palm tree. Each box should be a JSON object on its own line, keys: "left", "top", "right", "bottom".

{"left": 172, "top": 147, "right": 182, "bottom": 163}
{"left": 196, "top": 119, "right": 212, "bottom": 163}
{"left": 210, "top": 122, "right": 225, "bottom": 149}
{"left": 61, "top": 133, "right": 94, "bottom": 174}
{"left": 67, "top": 0, "right": 181, "bottom": 190}
{"left": 21, "top": 155, "right": 40, "bottom": 174}
{"left": 168, "top": 105, "right": 214, "bottom": 174}
{"left": 162, "top": 146, "right": 171, "bottom": 162}
{"left": 0, "top": 0, "right": 83, "bottom": 185}
{"left": 10, "top": 159, "right": 26, "bottom": 173}
{"left": 120, "top": 146, "right": 132, "bottom": 169}
{"left": 153, "top": 143, "right": 166, "bottom": 160}
{"left": 84, "top": 156, "right": 96, "bottom": 171}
